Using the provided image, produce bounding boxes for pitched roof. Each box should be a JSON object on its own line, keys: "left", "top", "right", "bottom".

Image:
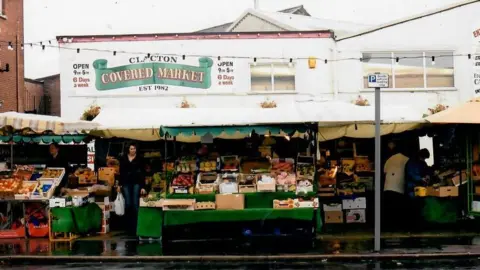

{"left": 337, "top": 0, "right": 480, "bottom": 41}
{"left": 226, "top": 9, "right": 371, "bottom": 36}
{"left": 196, "top": 5, "right": 311, "bottom": 33}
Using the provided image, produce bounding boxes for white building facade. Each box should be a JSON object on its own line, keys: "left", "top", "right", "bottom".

{"left": 59, "top": 32, "right": 335, "bottom": 119}
{"left": 59, "top": 0, "right": 480, "bottom": 121}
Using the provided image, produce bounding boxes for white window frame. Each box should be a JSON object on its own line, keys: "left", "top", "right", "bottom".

{"left": 361, "top": 50, "right": 456, "bottom": 92}
{"left": 0, "top": 0, "right": 5, "bottom": 16}
{"left": 249, "top": 62, "right": 296, "bottom": 94}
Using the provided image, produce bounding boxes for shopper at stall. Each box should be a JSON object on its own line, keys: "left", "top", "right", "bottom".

{"left": 118, "top": 143, "right": 146, "bottom": 235}
{"left": 383, "top": 148, "right": 409, "bottom": 230}
{"left": 405, "top": 149, "right": 430, "bottom": 197}
{"left": 47, "top": 143, "right": 69, "bottom": 195}
{"left": 404, "top": 148, "right": 430, "bottom": 230}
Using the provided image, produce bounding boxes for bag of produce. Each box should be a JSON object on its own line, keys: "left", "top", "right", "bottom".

{"left": 114, "top": 193, "right": 125, "bottom": 216}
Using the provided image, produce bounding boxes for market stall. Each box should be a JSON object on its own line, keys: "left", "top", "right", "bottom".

{"left": 0, "top": 112, "right": 103, "bottom": 240}
{"left": 128, "top": 124, "right": 321, "bottom": 240}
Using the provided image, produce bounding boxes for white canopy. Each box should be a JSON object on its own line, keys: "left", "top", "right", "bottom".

{"left": 91, "top": 105, "right": 313, "bottom": 141}
{"left": 0, "top": 112, "right": 99, "bottom": 134}
{"left": 91, "top": 100, "right": 426, "bottom": 142}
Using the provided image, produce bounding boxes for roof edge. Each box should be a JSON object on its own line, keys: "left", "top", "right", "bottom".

{"left": 24, "top": 78, "right": 44, "bottom": 84}
{"left": 337, "top": 0, "right": 480, "bottom": 41}
{"left": 226, "top": 9, "right": 297, "bottom": 32}
{"left": 57, "top": 30, "right": 333, "bottom": 43}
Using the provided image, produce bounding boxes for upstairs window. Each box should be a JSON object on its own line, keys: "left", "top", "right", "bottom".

{"left": 362, "top": 51, "right": 454, "bottom": 89}
{"left": 250, "top": 62, "right": 295, "bottom": 92}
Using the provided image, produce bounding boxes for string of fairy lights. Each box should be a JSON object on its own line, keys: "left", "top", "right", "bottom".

{"left": 0, "top": 39, "right": 477, "bottom": 65}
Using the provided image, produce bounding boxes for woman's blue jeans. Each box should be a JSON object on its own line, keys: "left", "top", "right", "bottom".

{"left": 122, "top": 184, "right": 140, "bottom": 235}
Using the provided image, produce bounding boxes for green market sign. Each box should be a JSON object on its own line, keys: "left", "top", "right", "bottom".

{"left": 92, "top": 57, "right": 214, "bottom": 91}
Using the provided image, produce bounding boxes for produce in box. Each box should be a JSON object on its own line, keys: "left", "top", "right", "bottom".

{"left": 42, "top": 168, "right": 64, "bottom": 179}
{"left": 32, "top": 183, "right": 53, "bottom": 197}
{"left": 16, "top": 182, "right": 37, "bottom": 196}
{"left": 172, "top": 174, "right": 194, "bottom": 186}
{"left": 199, "top": 161, "right": 217, "bottom": 172}
{"left": 0, "top": 178, "right": 21, "bottom": 191}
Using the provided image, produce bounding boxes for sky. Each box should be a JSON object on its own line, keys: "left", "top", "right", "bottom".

{"left": 24, "top": 0, "right": 463, "bottom": 79}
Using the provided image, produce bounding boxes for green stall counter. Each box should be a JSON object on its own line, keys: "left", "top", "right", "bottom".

{"left": 50, "top": 203, "right": 102, "bottom": 234}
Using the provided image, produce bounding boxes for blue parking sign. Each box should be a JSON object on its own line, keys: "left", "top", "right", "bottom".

{"left": 368, "top": 75, "right": 377, "bottom": 83}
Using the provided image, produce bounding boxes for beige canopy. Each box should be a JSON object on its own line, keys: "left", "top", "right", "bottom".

{"left": 426, "top": 98, "right": 480, "bottom": 124}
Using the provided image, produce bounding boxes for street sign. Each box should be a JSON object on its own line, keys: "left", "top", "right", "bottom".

{"left": 367, "top": 73, "right": 389, "bottom": 88}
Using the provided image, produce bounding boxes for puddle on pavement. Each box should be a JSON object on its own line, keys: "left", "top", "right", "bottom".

{"left": 0, "top": 236, "right": 479, "bottom": 257}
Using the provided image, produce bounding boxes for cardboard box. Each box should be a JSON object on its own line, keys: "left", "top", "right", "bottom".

{"left": 346, "top": 209, "right": 366, "bottom": 223}
{"left": 215, "top": 194, "right": 244, "bottom": 210}
{"left": 427, "top": 186, "right": 459, "bottom": 197}
{"left": 162, "top": 199, "right": 195, "bottom": 211}
{"left": 342, "top": 197, "right": 367, "bottom": 209}
{"left": 293, "top": 198, "right": 319, "bottom": 208}
{"left": 98, "top": 167, "right": 116, "bottom": 186}
{"left": 472, "top": 201, "right": 480, "bottom": 212}
{"left": 323, "top": 203, "right": 342, "bottom": 212}
{"left": 273, "top": 199, "right": 294, "bottom": 209}
{"left": 318, "top": 187, "right": 336, "bottom": 197}
{"left": 324, "top": 211, "right": 343, "bottom": 224}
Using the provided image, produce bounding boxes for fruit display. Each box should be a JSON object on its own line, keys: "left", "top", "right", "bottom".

{"left": 42, "top": 168, "right": 65, "bottom": 179}
{"left": 170, "top": 174, "right": 195, "bottom": 194}
{"left": 151, "top": 172, "right": 167, "bottom": 191}
{"left": 74, "top": 168, "right": 96, "bottom": 184}
{"left": 172, "top": 174, "right": 194, "bottom": 186}
{"left": 0, "top": 178, "right": 22, "bottom": 199}
{"left": 271, "top": 158, "right": 295, "bottom": 173}
{"left": 275, "top": 172, "right": 296, "bottom": 192}
{"left": 341, "top": 159, "right": 355, "bottom": 175}
{"left": 199, "top": 160, "right": 217, "bottom": 172}
{"left": 15, "top": 181, "right": 38, "bottom": 199}
{"left": 31, "top": 181, "right": 55, "bottom": 199}
{"left": 296, "top": 163, "right": 315, "bottom": 180}
{"left": 14, "top": 168, "right": 34, "bottom": 181}
{"left": 176, "top": 161, "right": 196, "bottom": 173}
{"left": 221, "top": 156, "right": 239, "bottom": 171}
{"left": 163, "top": 162, "right": 175, "bottom": 172}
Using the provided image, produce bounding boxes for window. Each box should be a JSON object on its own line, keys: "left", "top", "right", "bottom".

{"left": 362, "top": 51, "right": 454, "bottom": 89}
{"left": 250, "top": 63, "right": 295, "bottom": 92}
{"left": 0, "top": 0, "right": 4, "bottom": 15}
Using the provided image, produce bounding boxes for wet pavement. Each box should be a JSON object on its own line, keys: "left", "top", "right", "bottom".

{"left": 2, "top": 235, "right": 480, "bottom": 268}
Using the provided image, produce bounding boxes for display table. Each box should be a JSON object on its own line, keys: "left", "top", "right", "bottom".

{"left": 421, "top": 197, "right": 458, "bottom": 224}
{"left": 50, "top": 203, "right": 102, "bottom": 234}
{"left": 164, "top": 208, "right": 315, "bottom": 226}
{"left": 137, "top": 207, "right": 163, "bottom": 238}
{"left": 137, "top": 192, "right": 322, "bottom": 238}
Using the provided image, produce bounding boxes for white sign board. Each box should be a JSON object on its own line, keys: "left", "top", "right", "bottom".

{"left": 367, "top": 73, "right": 389, "bottom": 88}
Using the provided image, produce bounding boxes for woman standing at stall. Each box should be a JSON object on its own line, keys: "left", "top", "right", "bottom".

{"left": 118, "top": 143, "right": 146, "bottom": 236}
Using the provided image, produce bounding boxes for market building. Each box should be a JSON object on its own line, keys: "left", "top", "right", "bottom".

{"left": 58, "top": 0, "right": 480, "bottom": 119}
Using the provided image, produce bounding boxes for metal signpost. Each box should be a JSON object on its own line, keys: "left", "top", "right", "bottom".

{"left": 367, "top": 73, "right": 389, "bottom": 252}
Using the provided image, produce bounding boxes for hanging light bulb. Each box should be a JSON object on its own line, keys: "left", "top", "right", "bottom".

{"left": 7, "top": 42, "right": 13, "bottom": 51}
{"left": 217, "top": 56, "right": 221, "bottom": 61}
{"left": 431, "top": 56, "right": 435, "bottom": 65}
{"left": 182, "top": 55, "right": 185, "bottom": 60}
{"left": 468, "top": 54, "right": 472, "bottom": 60}
{"left": 42, "top": 45, "right": 45, "bottom": 50}
{"left": 395, "top": 57, "right": 399, "bottom": 64}
{"left": 113, "top": 51, "right": 117, "bottom": 56}
{"left": 288, "top": 58, "right": 293, "bottom": 67}
{"left": 20, "top": 44, "right": 24, "bottom": 50}
{"left": 147, "top": 53, "right": 151, "bottom": 58}
{"left": 253, "top": 57, "right": 257, "bottom": 66}
{"left": 77, "top": 48, "right": 80, "bottom": 53}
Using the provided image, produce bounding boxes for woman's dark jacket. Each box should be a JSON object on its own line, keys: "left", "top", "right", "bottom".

{"left": 119, "top": 155, "right": 145, "bottom": 188}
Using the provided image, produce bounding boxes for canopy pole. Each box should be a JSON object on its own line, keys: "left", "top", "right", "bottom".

{"left": 10, "top": 142, "right": 13, "bottom": 169}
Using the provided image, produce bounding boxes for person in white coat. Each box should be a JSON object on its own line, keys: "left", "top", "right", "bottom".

{"left": 383, "top": 148, "right": 409, "bottom": 230}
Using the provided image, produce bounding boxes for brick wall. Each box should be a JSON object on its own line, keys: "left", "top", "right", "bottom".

{"left": 36, "top": 74, "right": 60, "bottom": 116}
{"left": 0, "top": 0, "right": 24, "bottom": 112}
{"left": 24, "top": 78, "right": 43, "bottom": 112}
